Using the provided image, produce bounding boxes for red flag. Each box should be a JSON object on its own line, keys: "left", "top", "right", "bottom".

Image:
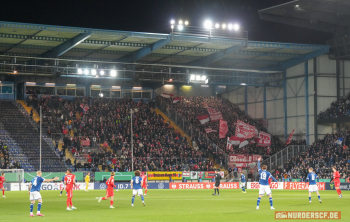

{"left": 198, "top": 115, "right": 210, "bottom": 124}
{"left": 173, "top": 97, "right": 180, "bottom": 103}
{"left": 285, "top": 129, "right": 295, "bottom": 145}
{"left": 235, "top": 120, "right": 257, "bottom": 139}
{"left": 256, "top": 131, "right": 271, "bottom": 147}
{"left": 227, "top": 136, "right": 244, "bottom": 145}
{"left": 219, "top": 119, "right": 228, "bottom": 139}
{"left": 83, "top": 105, "right": 89, "bottom": 112}
{"left": 160, "top": 93, "right": 173, "bottom": 98}
{"left": 80, "top": 103, "right": 85, "bottom": 109}
{"left": 207, "top": 108, "right": 223, "bottom": 122}
{"left": 205, "top": 128, "right": 212, "bottom": 133}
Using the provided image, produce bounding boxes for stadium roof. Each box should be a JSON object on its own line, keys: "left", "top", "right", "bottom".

{"left": 0, "top": 21, "right": 329, "bottom": 73}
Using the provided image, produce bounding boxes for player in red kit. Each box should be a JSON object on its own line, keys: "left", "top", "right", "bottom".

{"left": 142, "top": 174, "right": 148, "bottom": 196}
{"left": 64, "top": 169, "right": 77, "bottom": 210}
{"left": 98, "top": 172, "right": 116, "bottom": 209}
{"left": 0, "top": 173, "right": 6, "bottom": 198}
{"left": 331, "top": 166, "right": 342, "bottom": 198}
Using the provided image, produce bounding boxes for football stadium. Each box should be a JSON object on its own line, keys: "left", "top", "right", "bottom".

{"left": 0, "top": 0, "right": 350, "bottom": 221}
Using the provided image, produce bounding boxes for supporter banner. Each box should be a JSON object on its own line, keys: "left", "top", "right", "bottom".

{"left": 284, "top": 182, "right": 325, "bottom": 190}
{"left": 81, "top": 140, "right": 90, "bottom": 146}
{"left": 229, "top": 154, "right": 262, "bottom": 163}
{"left": 247, "top": 182, "right": 283, "bottom": 190}
{"left": 24, "top": 172, "right": 84, "bottom": 182}
{"left": 205, "top": 128, "right": 217, "bottom": 134}
{"left": 182, "top": 171, "right": 224, "bottom": 180}
{"left": 203, "top": 171, "right": 224, "bottom": 179}
{"left": 207, "top": 108, "right": 223, "bottom": 122}
{"left": 325, "top": 182, "right": 350, "bottom": 191}
{"left": 191, "top": 171, "right": 198, "bottom": 180}
{"left": 12, "top": 182, "right": 94, "bottom": 191}
{"left": 183, "top": 171, "right": 190, "bottom": 178}
{"left": 95, "top": 172, "right": 135, "bottom": 181}
{"left": 285, "top": 129, "right": 295, "bottom": 145}
{"left": 256, "top": 131, "right": 271, "bottom": 147}
{"left": 235, "top": 120, "right": 257, "bottom": 139}
{"left": 147, "top": 172, "right": 182, "bottom": 180}
{"left": 198, "top": 115, "right": 210, "bottom": 124}
{"left": 173, "top": 97, "right": 180, "bottom": 103}
{"left": 219, "top": 119, "right": 228, "bottom": 139}
{"left": 160, "top": 93, "right": 173, "bottom": 98}
{"left": 170, "top": 182, "right": 239, "bottom": 189}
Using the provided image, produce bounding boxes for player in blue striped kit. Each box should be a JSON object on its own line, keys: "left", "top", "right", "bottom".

{"left": 256, "top": 158, "right": 278, "bottom": 210}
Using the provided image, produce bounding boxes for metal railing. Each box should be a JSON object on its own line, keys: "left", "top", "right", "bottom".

{"left": 261, "top": 145, "right": 309, "bottom": 171}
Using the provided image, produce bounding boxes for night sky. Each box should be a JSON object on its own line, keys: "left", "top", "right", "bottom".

{"left": 0, "top": 0, "right": 332, "bottom": 44}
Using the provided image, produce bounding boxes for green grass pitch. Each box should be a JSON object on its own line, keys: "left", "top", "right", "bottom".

{"left": 1, "top": 190, "right": 348, "bottom": 222}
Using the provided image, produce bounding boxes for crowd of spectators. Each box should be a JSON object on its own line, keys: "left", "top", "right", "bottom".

{"left": 271, "top": 130, "right": 350, "bottom": 181}
{"left": 0, "top": 139, "right": 19, "bottom": 170}
{"left": 32, "top": 95, "right": 219, "bottom": 172}
{"left": 318, "top": 94, "right": 350, "bottom": 119}
{"left": 158, "top": 96, "right": 285, "bottom": 157}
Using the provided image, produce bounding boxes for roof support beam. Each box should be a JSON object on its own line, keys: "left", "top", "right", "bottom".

{"left": 41, "top": 31, "right": 92, "bottom": 58}
{"left": 187, "top": 43, "right": 246, "bottom": 66}
{"left": 117, "top": 37, "right": 172, "bottom": 63}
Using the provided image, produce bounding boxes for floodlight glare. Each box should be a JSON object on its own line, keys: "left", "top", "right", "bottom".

{"left": 179, "top": 20, "right": 183, "bottom": 25}
{"left": 196, "top": 75, "right": 201, "bottom": 81}
{"left": 91, "top": 69, "right": 97, "bottom": 75}
{"left": 190, "top": 75, "right": 195, "bottom": 80}
{"left": 215, "top": 23, "right": 220, "bottom": 29}
{"left": 204, "top": 20, "right": 212, "bottom": 29}
{"left": 77, "top": 68, "right": 83, "bottom": 74}
{"left": 110, "top": 70, "right": 117, "bottom": 77}
{"left": 233, "top": 23, "right": 240, "bottom": 31}
{"left": 222, "top": 24, "right": 227, "bottom": 29}
{"left": 171, "top": 25, "right": 174, "bottom": 29}
{"left": 228, "top": 24, "right": 233, "bottom": 30}
{"left": 185, "top": 21, "right": 189, "bottom": 25}
{"left": 100, "top": 70, "right": 105, "bottom": 75}
{"left": 83, "top": 69, "right": 89, "bottom": 75}
{"left": 170, "top": 20, "right": 175, "bottom": 24}
{"left": 99, "top": 93, "right": 104, "bottom": 98}
{"left": 178, "top": 24, "right": 184, "bottom": 31}
{"left": 241, "top": 83, "right": 246, "bottom": 85}
{"left": 201, "top": 75, "right": 207, "bottom": 81}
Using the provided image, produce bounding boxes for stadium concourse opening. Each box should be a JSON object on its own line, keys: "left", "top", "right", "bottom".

{"left": 1, "top": 15, "right": 350, "bottom": 221}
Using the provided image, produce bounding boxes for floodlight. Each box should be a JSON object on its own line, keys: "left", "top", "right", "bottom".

{"left": 228, "top": 24, "right": 233, "bottom": 30}
{"left": 241, "top": 83, "right": 246, "bottom": 85}
{"left": 204, "top": 20, "right": 212, "bottom": 29}
{"left": 233, "top": 23, "right": 240, "bottom": 31}
{"left": 222, "top": 24, "right": 227, "bottom": 29}
{"left": 201, "top": 75, "right": 207, "bottom": 81}
{"left": 110, "top": 70, "right": 117, "bottom": 77}
{"left": 83, "top": 69, "right": 89, "bottom": 75}
{"left": 295, "top": 4, "right": 299, "bottom": 7}
{"left": 91, "top": 69, "right": 97, "bottom": 75}
{"left": 13, "top": 70, "right": 17, "bottom": 74}
{"left": 179, "top": 20, "right": 183, "bottom": 25}
{"left": 99, "top": 93, "right": 104, "bottom": 97}
{"left": 185, "top": 21, "right": 189, "bottom": 25}
{"left": 77, "top": 68, "right": 83, "bottom": 74}
{"left": 178, "top": 25, "right": 184, "bottom": 31}
{"left": 215, "top": 23, "right": 220, "bottom": 29}
{"left": 100, "top": 70, "right": 105, "bottom": 75}
{"left": 196, "top": 75, "right": 201, "bottom": 81}
{"left": 171, "top": 25, "right": 174, "bottom": 29}
{"left": 170, "top": 20, "right": 175, "bottom": 24}
{"left": 190, "top": 75, "right": 195, "bottom": 80}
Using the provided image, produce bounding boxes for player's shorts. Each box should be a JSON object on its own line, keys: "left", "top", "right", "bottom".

{"left": 259, "top": 185, "right": 272, "bottom": 195}
{"left": 334, "top": 181, "right": 340, "bottom": 187}
{"left": 241, "top": 182, "right": 246, "bottom": 187}
{"left": 309, "top": 184, "right": 318, "bottom": 192}
{"left": 30, "top": 191, "right": 42, "bottom": 201}
{"left": 214, "top": 182, "right": 220, "bottom": 188}
{"left": 0, "top": 185, "right": 3, "bottom": 189}
{"left": 66, "top": 188, "right": 73, "bottom": 198}
{"left": 132, "top": 189, "right": 143, "bottom": 196}
{"left": 85, "top": 182, "right": 89, "bottom": 186}
{"left": 61, "top": 183, "right": 66, "bottom": 189}
{"left": 106, "top": 188, "right": 114, "bottom": 197}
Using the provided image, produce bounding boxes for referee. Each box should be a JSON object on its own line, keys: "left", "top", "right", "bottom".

{"left": 212, "top": 170, "right": 222, "bottom": 196}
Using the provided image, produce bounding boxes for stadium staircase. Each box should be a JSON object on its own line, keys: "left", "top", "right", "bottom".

{"left": 17, "top": 100, "right": 40, "bottom": 123}
{"left": 0, "top": 100, "right": 67, "bottom": 172}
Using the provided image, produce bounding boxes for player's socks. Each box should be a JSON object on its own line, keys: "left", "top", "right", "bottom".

{"left": 309, "top": 197, "right": 311, "bottom": 202}
{"left": 145, "top": 189, "right": 148, "bottom": 194}
{"left": 217, "top": 189, "right": 219, "bottom": 195}
{"left": 318, "top": 196, "right": 321, "bottom": 200}
{"left": 110, "top": 200, "right": 113, "bottom": 206}
{"left": 60, "top": 190, "right": 63, "bottom": 195}
{"left": 37, "top": 202, "right": 42, "bottom": 213}
{"left": 102, "top": 197, "right": 106, "bottom": 200}
{"left": 132, "top": 196, "right": 135, "bottom": 204}
{"left": 70, "top": 198, "right": 73, "bottom": 207}
{"left": 2, "top": 190, "right": 4, "bottom": 195}
{"left": 141, "top": 195, "right": 144, "bottom": 202}
{"left": 336, "top": 189, "right": 339, "bottom": 195}
{"left": 242, "top": 187, "right": 245, "bottom": 192}
{"left": 269, "top": 198, "right": 273, "bottom": 207}
{"left": 257, "top": 197, "right": 261, "bottom": 207}
{"left": 30, "top": 203, "right": 34, "bottom": 214}
{"left": 66, "top": 198, "right": 70, "bottom": 208}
